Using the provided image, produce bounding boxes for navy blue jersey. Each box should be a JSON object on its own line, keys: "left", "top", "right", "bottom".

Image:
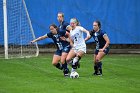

{"left": 46, "top": 31, "right": 70, "bottom": 50}
{"left": 58, "top": 21, "right": 69, "bottom": 32}
{"left": 90, "top": 30, "right": 108, "bottom": 50}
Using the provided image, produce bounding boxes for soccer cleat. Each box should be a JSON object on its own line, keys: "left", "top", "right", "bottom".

{"left": 93, "top": 72, "right": 97, "bottom": 75}
{"left": 63, "top": 68, "right": 69, "bottom": 76}
{"left": 93, "top": 72, "right": 102, "bottom": 76}
{"left": 64, "top": 73, "right": 69, "bottom": 77}
{"left": 97, "top": 73, "right": 102, "bottom": 76}
{"left": 99, "top": 69, "right": 102, "bottom": 75}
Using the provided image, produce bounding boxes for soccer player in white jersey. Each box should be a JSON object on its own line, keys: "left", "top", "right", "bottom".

{"left": 66, "top": 18, "right": 90, "bottom": 74}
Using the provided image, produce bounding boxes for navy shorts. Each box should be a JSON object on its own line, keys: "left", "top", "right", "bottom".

{"left": 54, "top": 50, "right": 62, "bottom": 56}
{"left": 94, "top": 47, "right": 109, "bottom": 55}
{"left": 62, "top": 45, "right": 71, "bottom": 53}
{"left": 55, "top": 45, "right": 71, "bottom": 56}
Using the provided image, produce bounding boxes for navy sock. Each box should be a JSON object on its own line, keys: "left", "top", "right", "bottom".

{"left": 55, "top": 63, "right": 63, "bottom": 70}
{"left": 62, "top": 62, "right": 69, "bottom": 75}
{"left": 62, "top": 62, "right": 68, "bottom": 70}
{"left": 94, "top": 63, "right": 98, "bottom": 74}
{"left": 97, "top": 62, "right": 102, "bottom": 74}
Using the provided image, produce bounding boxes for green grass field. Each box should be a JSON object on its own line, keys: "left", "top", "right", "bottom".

{"left": 0, "top": 54, "right": 139, "bottom": 93}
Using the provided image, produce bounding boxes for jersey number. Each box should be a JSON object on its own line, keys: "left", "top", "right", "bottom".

{"left": 57, "top": 43, "right": 63, "bottom": 50}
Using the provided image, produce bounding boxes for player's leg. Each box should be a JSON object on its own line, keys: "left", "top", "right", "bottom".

{"left": 96, "top": 52, "right": 105, "bottom": 75}
{"left": 66, "top": 49, "right": 76, "bottom": 73}
{"left": 61, "top": 45, "right": 71, "bottom": 67}
{"left": 66, "top": 49, "right": 76, "bottom": 64}
{"left": 93, "top": 54, "right": 98, "bottom": 75}
{"left": 72, "top": 50, "right": 84, "bottom": 68}
{"left": 95, "top": 48, "right": 110, "bottom": 75}
{"left": 61, "top": 52, "right": 68, "bottom": 68}
{"left": 52, "top": 50, "right": 62, "bottom": 70}
{"left": 52, "top": 54, "right": 62, "bottom": 69}
{"left": 61, "top": 46, "right": 71, "bottom": 76}
{"left": 61, "top": 52, "right": 69, "bottom": 76}
{"left": 71, "top": 47, "right": 86, "bottom": 72}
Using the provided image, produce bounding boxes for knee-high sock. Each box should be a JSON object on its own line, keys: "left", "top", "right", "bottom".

{"left": 62, "top": 61, "right": 68, "bottom": 70}
{"left": 94, "top": 63, "right": 98, "bottom": 74}
{"left": 97, "top": 62, "right": 102, "bottom": 74}
{"left": 72, "top": 56, "right": 81, "bottom": 65}
{"left": 55, "top": 63, "right": 63, "bottom": 70}
{"left": 72, "top": 56, "right": 81, "bottom": 69}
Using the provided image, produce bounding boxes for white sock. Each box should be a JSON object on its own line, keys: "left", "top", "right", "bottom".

{"left": 72, "top": 57, "right": 79, "bottom": 65}
{"left": 71, "top": 68, "right": 76, "bottom": 72}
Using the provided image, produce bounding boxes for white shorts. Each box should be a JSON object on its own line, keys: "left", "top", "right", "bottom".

{"left": 72, "top": 46, "right": 86, "bottom": 53}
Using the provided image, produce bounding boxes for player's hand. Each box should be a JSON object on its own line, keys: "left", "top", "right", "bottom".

{"left": 60, "top": 36, "right": 66, "bottom": 41}
{"left": 85, "top": 33, "right": 91, "bottom": 41}
{"left": 66, "top": 25, "right": 72, "bottom": 31}
{"left": 30, "top": 41, "right": 34, "bottom": 44}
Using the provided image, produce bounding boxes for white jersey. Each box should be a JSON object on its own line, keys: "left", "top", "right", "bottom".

{"left": 70, "top": 26, "right": 86, "bottom": 48}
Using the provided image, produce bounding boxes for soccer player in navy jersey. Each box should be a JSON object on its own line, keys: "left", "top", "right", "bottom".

{"left": 57, "top": 12, "right": 71, "bottom": 75}
{"left": 89, "top": 20, "right": 110, "bottom": 76}
{"left": 31, "top": 24, "right": 70, "bottom": 76}
{"left": 57, "top": 12, "right": 69, "bottom": 32}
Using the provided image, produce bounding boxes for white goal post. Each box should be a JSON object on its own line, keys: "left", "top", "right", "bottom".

{"left": 0, "top": 0, "right": 39, "bottom": 59}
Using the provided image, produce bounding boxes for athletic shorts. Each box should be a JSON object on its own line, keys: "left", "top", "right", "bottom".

{"left": 62, "top": 45, "right": 71, "bottom": 53}
{"left": 55, "top": 45, "right": 71, "bottom": 56}
{"left": 54, "top": 50, "right": 62, "bottom": 56}
{"left": 72, "top": 46, "right": 86, "bottom": 53}
{"left": 94, "top": 47, "right": 109, "bottom": 55}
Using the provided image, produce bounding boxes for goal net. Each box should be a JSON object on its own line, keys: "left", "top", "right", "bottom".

{"left": 0, "top": 0, "right": 39, "bottom": 59}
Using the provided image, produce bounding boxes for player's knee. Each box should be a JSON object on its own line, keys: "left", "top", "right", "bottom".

{"left": 77, "top": 55, "right": 81, "bottom": 60}
{"left": 95, "top": 58, "right": 100, "bottom": 63}
{"left": 52, "top": 62, "right": 57, "bottom": 66}
{"left": 61, "top": 61, "right": 66, "bottom": 64}
{"left": 66, "top": 58, "right": 71, "bottom": 63}
{"left": 60, "top": 59, "right": 65, "bottom": 64}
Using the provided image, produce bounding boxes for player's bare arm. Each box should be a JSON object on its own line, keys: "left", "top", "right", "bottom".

{"left": 99, "top": 35, "right": 110, "bottom": 52}
{"left": 82, "top": 29, "right": 91, "bottom": 41}
{"left": 31, "top": 35, "right": 48, "bottom": 43}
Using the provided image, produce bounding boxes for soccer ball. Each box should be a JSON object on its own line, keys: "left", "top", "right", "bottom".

{"left": 70, "top": 71, "right": 79, "bottom": 78}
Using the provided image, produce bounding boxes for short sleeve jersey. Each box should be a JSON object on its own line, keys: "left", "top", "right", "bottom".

{"left": 90, "top": 30, "right": 108, "bottom": 49}
{"left": 44, "top": 31, "right": 70, "bottom": 50}
{"left": 58, "top": 21, "right": 69, "bottom": 32}
{"left": 70, "top": 26, "right": 86, "bottom": 48}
